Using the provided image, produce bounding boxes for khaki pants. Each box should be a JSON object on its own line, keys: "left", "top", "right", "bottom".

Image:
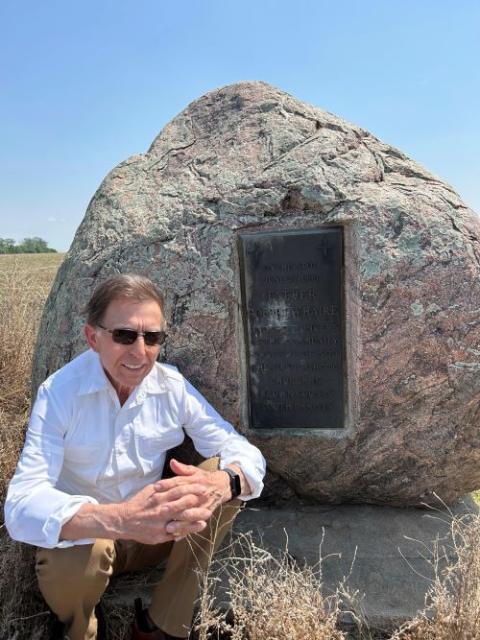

{"left": 35, "top": 458, "right": 241, "bottom": 639}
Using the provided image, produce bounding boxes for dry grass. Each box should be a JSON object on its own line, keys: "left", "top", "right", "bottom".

{"left": 0, "top": 253, "right": 63, "bottom": 499}
{"left": 0, "top": 252, "right": 64, "bottom": 639}
{"left": 391, "top": 514, "right": 480, "bottom": 640}
{"left": 193, "top": 514, "right": 480, "bottom": 640}
{"left": 0, "top": 530, "right": 47, "bottom": 640}
{"left": 193, "top": 532, "right": 356, "bottom": 640}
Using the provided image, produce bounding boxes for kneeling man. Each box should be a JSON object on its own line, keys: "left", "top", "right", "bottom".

{"left": 5, "top": 274, "right": 265, "bottom": 640}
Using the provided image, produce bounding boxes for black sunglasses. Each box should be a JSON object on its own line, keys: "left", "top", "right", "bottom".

{"left": 97, "top": 323, "right": 167, "bottom": 347}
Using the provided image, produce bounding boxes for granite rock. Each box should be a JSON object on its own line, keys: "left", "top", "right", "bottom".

{"left": 33, "top": 81, "right": 480, "bottom": 506}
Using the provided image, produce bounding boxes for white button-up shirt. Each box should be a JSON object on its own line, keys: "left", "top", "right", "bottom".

{"left": 5, "top": 349, "right": 265, "bottom": 549}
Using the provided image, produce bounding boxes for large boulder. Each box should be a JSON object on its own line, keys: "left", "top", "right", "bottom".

{"left": 33, "top": 81, "right": 480, "bottom": 506}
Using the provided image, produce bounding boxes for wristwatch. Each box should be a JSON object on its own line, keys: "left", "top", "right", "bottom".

{"left": 223, "top": 467, "right": 242, "bottom": 500}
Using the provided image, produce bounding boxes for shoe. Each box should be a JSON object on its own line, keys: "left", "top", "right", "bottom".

{"left": 130, "top": 598, "right": 187, "bottom": 640}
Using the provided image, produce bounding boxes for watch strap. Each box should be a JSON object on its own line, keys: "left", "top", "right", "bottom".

{"left": 223, "top": 467, "right": 242, "bottom": 499}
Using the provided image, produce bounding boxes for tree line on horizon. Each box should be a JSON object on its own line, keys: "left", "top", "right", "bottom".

{"left": 0, "top": 237, "right": 57, "bottom": 254}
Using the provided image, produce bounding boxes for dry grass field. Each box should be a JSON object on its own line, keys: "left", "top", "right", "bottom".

{"left": 0, "top": 253, "right": 65, "bottom": 639}
{"left": 0, "top": 253, "right": 479, "bottom": 640}
{"left": 0, "top": 253, "right": 64, "bottom": 499}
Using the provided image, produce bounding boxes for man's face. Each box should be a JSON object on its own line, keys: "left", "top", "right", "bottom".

{"left": 85, "top": 297, "right": 164, "bottom": 398}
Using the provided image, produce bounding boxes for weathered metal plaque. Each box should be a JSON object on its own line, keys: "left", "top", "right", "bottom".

{"left": 239, "top": 228, "right": 345, "bottom": 429}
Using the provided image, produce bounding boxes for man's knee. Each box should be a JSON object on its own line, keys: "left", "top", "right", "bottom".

{"left": 35, "top": 538, "right": 115, "bottom": 587}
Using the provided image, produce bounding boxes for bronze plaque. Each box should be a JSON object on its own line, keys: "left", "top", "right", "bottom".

{"left": 239, "top": 228, "right": 345, "bottom": 429}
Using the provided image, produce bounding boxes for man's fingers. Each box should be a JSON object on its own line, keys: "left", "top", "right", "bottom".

{"left": 154, "top": 466, "right": 208, "bottom": 492}
{"left": 154, "top": 475, "right": 199, "bottom": 491}
{"left": 169, "top": 458, "right": 197, "bottom": 476}
{"left": 166, "top": 519, "right": 207, "bottom": 536}
{"left": 152, "top": 482, "right": 207, "bottom": 503}
{"left": 159, "top": 493, "right": 212, "bottom": 519}
{"left": 165, "top": 486, "right": 221, "bottom": 511}
{"left": 170, "top": 506, "right": 214, "bottom": 522}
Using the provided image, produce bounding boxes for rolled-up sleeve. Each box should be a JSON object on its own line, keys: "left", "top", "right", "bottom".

{"left": 180, "top": 379, "right": 266, "bottom": 500}
{"left": 4, "top": 384, "right": 98, "bottom": 548}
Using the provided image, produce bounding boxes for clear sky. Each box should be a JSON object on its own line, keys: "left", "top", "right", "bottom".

{"left": 1, "top": 0, "right": 479, "bottom": 251}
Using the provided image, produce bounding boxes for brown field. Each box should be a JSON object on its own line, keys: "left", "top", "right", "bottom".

{"left": 0, "top": 252, "right": 64, "bottom": 497}
{"left": 0, "top": 253, "right": 479, "bottom": 639}
{"left": 0, "top": 252, "right": 65, "bottom": 639}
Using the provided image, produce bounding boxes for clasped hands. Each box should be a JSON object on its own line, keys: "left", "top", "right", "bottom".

{"left": 122, "top": 458, "right": 232, "bottom": 544}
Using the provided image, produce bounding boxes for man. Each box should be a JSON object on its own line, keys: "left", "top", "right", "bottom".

{"left": 5, "top": 274, "right": 266, "bottom": 640}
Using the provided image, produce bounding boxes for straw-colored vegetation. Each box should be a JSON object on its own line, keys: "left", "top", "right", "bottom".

{"left": 0, "top": 253, "right": 64, "bottom": 498}
{"left": 0, "top": 253, "right": 479, "bottom": 640}
{"left": 391, "top": 513, "right": 480, "bottom": 640}
{"left": 190, "top": 512, "right": 480, "bottom": 640}
{"left": 0, "top": 253, "right": 64, "bottom": 639}
{"left": 193, "top": 532, "right": 356, "bottom": 640}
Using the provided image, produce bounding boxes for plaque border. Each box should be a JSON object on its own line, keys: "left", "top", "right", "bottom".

{"left": 235, "top": 221, "right": 360, "bottom": 439}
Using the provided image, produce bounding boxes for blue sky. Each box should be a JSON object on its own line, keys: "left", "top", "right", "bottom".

{"left": 1, "top": 0, "right": 479, "bottom": 251}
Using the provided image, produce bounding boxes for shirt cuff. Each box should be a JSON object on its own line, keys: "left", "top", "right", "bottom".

{"left": 42, "top": 496, "right": 99, "bottom": 548}
{"left": 219, "top": 458, "right": 264, "bottom": 501}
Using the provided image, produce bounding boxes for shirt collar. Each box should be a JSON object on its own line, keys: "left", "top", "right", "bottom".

{"left": 76, "top": 350, "right": 111, "bottom": 396}
{"left": 143, "top": 363, "right": 168, "bottom": 395}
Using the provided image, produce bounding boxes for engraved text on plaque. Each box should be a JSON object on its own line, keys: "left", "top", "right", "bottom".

{"left": 239, "top": 228, "right": 345, "bottom": 429}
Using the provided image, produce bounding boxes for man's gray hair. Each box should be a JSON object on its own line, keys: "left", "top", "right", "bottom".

{"left": 84, "top": 274, "right": 165, "bottom": 327}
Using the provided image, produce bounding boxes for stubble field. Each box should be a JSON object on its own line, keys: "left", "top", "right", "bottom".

{"left": 0, "top": 253, "right": 64, "bottom": 498}
{"left": 0, "top": 253, "right": 64, "bottom": 639}
{"left": 0, "top": 253, "right": 480, "bottom": 640}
